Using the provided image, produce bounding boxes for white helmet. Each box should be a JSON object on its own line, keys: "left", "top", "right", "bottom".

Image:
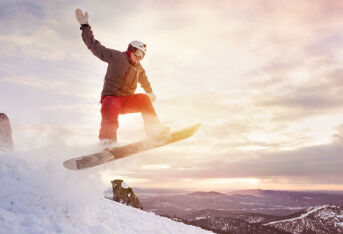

{"left": 129, "top": 40, "right": 146, "bottom": 54}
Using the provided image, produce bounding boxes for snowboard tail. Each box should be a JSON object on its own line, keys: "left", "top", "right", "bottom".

{"left": 63, "top": 123, "right": 201, "bottom": 170}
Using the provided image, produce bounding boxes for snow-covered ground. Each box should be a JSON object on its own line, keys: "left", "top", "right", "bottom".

{"left": 0, "top": 147, "right": 211, "bottom": 234}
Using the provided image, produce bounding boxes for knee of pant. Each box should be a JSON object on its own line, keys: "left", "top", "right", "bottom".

{"left": 138, "top": 94, "right": 151, "bottom": 105}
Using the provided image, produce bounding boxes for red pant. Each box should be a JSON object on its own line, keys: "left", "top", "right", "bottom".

{"left": 99, "top": 94, "right": 159, "bottom": 142}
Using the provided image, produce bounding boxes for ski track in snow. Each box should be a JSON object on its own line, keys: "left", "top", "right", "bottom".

{"left": 265, "top": 205, "right": 327, "bottom": 225}
{"left": 0, "top": 149, "right": 212, "bottom": 234}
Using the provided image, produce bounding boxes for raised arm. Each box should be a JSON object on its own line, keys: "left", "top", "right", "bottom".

{"left": 75, "top": 9, "right": 112, "bottom": 63}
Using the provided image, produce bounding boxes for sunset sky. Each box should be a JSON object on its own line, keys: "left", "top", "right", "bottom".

{"left": 1, "top": 0, "right": 343, "bottom": 192}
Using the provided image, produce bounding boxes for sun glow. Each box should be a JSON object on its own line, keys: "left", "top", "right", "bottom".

{"left": 202, "top": 178, "right": 259, "bottom": 186}
{"left": 141, "top": 164, "right": 171, "bottom": 170}
{"left": 182, "top": 178, "right": 261, "bottom": 191}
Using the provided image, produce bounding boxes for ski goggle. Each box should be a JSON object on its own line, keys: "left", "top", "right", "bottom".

{"left": 134, "top": 49, "right": 145, "bottom": 59}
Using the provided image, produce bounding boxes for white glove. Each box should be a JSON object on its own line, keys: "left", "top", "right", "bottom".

{"left": 75, "top": 8, "right": 89, "bottom": 25}
{"left": 146, "top": 93, "right": 156, "bottom": 103}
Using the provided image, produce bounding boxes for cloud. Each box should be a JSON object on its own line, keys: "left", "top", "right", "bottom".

{"left": 0, "top": 1, "right": 44, "bottom": 30}
{"left": 117, "top": 137, "right": 343, "bottom": 187}
{"left": 43, "top": 104, "right": 96, "bottom": 112}
{"left": 4, "top": 75, "right": 71, "bottom": 93}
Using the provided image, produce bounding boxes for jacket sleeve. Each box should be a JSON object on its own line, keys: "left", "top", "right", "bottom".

{"left": 80, "top": 24, "right": 112, "bottom": 63}
{"left": 138, "top": 70, "right": 153, "bottom": 93}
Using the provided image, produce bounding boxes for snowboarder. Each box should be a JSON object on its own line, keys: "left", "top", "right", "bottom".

{"left": 75, "top": 9, "right": 170, "bottom": 147}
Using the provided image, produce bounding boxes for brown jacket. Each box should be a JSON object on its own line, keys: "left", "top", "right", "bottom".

{"left": 81, "top": 25, "right": 152, "bottom": 97}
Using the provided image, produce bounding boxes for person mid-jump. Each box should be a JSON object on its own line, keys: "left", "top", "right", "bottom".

{"left": 75, "top": 9, "right": 170, "bottom": 147}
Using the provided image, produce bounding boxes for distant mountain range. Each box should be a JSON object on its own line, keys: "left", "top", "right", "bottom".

{"left": 135, "top": 189, "right": 343, "bottom": 233}
{"left": 136, "top": 189, "right": 343, "bottom": 216}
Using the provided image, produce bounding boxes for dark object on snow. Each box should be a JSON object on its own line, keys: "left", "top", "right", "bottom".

{"left": 0, "top": 113, "right": 14, "bottom": 150}
{"left": 111, "top": 179, "right": 143, "bottom": 210}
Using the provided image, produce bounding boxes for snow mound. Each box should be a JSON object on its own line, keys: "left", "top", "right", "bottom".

{"left": 0, "top": 149, "right": 211, "bottom": 233}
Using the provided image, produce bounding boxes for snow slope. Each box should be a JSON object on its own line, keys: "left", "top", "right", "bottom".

{"left": 0, "top": 148, "right": 211, "bottom": 234}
